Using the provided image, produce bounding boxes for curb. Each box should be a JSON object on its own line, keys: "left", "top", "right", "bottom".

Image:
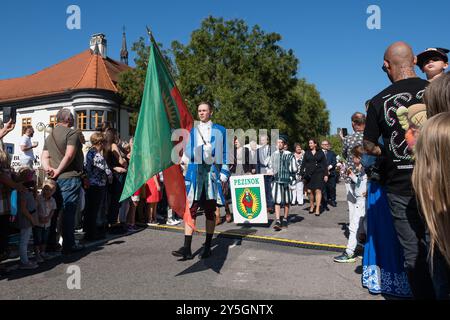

{"left": 146, "top": 224, "right": 346, "bottom": 253}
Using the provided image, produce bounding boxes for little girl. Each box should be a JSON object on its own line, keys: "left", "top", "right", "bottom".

{"left": 412, "top": 112, "right": 450, "bottom": 299}
{"left": 16, "top": 167, "right": 38, "bottom": 270}
{"left": 417, "top": 47, "right": 449, "bottom": 82}
{"left": 33, "top": 180, "right": 57, "bottom": 262}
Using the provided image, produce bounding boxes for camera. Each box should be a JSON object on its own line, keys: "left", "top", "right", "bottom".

{"left": 22, "top": 180, "right": 36, "bottom": 192}
{"left": 3, "top": 107, "right": 17, "bottom": 124}
{"left": 362, "top": 153, "right": 383, "bottom": 183}
{"left": 365, "top": 164, "right": 381, "bottom": 182}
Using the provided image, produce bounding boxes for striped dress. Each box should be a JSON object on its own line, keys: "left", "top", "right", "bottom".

{"left": 269, "top": 150, "right": 298, "bottom": 205}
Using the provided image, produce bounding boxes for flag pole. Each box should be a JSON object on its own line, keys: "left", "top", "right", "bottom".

{"left": 146, "top": 26, "right": 180, "bottom": 88}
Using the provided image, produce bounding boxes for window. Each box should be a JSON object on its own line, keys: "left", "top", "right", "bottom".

{"left": 90, "top": 110, "right": 105, "bottom": 130}
{"left": 107, "top": 111, "right": 117, "bottom": 129}
{"left": 75, "top": 109, "right": 117, "bottom": 131}
{"left": 49, "top": 115, "right": 57, "bottom": 128}
{"left": 22, "top": 118, "right": 32, "bottom": 135}
{"left": 76, "top": 111, "right": 87, "bottom": 130}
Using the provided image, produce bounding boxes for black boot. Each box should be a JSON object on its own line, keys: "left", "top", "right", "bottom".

{"left": 200, "top": 233, "right": 214, "bottom": 259}
{"left": 172, "top": 235, "right": 193, "bottom": 260}
{"left": 172, "top": 247, "right": 193, "bottom": 260}
{"left": 199, "top": 247, "right": 212, "bottom": 259}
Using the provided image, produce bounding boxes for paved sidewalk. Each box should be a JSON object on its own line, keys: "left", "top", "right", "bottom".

{"left": 186, "top": 182, "right": 351, "bottom": 249}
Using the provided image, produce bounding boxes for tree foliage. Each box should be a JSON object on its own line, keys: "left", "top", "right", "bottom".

{"left": 118, "top": 16, "right": 330, "bottom": 142}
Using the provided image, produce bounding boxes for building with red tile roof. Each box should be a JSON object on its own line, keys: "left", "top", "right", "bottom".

{"left": 0, "top": 33, "right": 133, "bottom": 170}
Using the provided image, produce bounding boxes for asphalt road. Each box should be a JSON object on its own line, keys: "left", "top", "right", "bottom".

{"left": 0, "top": 182, "right": 390, "bottom": 300}
{"left": 0, "top": 226, "right": 382, "bottom": 300}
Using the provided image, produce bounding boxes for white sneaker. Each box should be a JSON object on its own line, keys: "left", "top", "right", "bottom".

{"left": 166, "top": 218, "right": 181, "bottom": 226}
{"left": 19, "top": 262, "right": 38, "bottom": 270}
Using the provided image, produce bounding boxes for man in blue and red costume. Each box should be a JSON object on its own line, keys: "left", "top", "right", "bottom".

{"left": 172, "top": 102, "right": 230, "bottom": 260}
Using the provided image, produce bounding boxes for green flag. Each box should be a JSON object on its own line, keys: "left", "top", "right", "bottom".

{"left": 120, "top": 36, "right": 193, "bottom": 202}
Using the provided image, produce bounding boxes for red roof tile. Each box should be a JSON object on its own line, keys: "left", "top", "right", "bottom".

{"left": 0, "top": 50, "right": 131, "bottom": 103}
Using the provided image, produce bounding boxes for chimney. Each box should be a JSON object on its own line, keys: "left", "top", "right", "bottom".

{"left": 90, "top": 33, "right": 107, "bottom": 58}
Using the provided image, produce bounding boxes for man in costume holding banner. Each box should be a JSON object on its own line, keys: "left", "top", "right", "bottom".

{"left": 172, "top": 102, "right": 230, "bottom": 260}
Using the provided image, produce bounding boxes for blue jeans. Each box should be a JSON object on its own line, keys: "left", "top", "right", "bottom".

{"left": 57, "top": 178, "right": 82, "bottom": 251}
{"left": 33, "top": 226, "right": 50, "bottom": 246}
{"left": 83, "top": 186, "right": 107, "bottom": 239}
{"left": 20, "top": 227, "right": 32, "bottom": 264}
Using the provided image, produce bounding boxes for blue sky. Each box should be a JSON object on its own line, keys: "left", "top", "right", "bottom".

{"left": 1, "top": 0, "right": 449, "bottom": 134}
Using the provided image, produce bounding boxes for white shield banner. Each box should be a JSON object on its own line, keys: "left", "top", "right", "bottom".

{"left": 230, "top": 174, "right": 268, "bottom": 224}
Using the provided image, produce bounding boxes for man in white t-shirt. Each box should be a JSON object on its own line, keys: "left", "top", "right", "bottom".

{"left": 20, "top": 126, "right": 38, "bottom": 168}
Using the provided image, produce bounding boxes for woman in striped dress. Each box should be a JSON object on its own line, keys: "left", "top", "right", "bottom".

{"left": 268, "top": 135, "right": 297, "bottom": 231}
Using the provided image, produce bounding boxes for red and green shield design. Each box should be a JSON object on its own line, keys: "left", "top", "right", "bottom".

{"left": 236, "top": 187, "right": 262, "bottom": 220}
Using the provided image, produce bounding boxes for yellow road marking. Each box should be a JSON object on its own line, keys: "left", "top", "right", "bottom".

{"left": 152, "top": 225, "right": 347, "bottom": 250}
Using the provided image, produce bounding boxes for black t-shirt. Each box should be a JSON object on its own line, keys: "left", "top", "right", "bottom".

{"left": 364, "top": 77, "right": 428, "bottom": 196}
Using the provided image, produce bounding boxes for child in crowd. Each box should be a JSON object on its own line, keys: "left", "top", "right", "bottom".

{"left": 334, "top": 146, "right": 367, "bottom": 263}
{"left": 147, "top": 175, "right": 162, "bottom": 226}
{"left": 128, "top": 190, "right": 141, "bottom": 231}
{"left": 33, "top": 180, "right": 57, "bottom": 262}
{"left": 16, "top": 167, "right": 38, "bottom": 270}
{"left": 83, "top": 132, "right": 112, "bottom": 241}
{"left": 128, "top": 175, "right": 162, "bottom": 227}
{"left": 118, "top": 140, "right": 131, "bottom": 227}
{"left": 125, "top": 137, "right": 140, "bottom": 231}
{"left": 160, "top": 172, "right": 182, "bottom": 226}
{"left": 412, "top": 112, "right": 450, "bottom": 299}
{"left": 417, "top": 47, "right": 449, "bottom": 82}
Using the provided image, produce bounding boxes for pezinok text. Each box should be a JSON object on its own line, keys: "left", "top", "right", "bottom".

{"left": 234, "top": 177, "right": 260, "bottom": 186}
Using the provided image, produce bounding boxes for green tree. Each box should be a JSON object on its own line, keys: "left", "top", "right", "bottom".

{"left": 291, "top": 79, "right": 330, "bottom": 145}
{"left": 119, "top": 16, "right": 330, "bottom": 140}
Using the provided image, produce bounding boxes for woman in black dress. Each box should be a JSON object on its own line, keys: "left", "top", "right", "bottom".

{"left": 300, "top": 139, "right": 328, "bottom": 216}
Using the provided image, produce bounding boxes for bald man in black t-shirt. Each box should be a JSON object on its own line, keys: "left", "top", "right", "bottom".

{"left": 364, "top": 42, "right": 435, "bottom": 299}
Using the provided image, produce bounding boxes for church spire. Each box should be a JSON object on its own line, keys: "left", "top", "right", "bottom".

{"left": 120, "top": 26, "right": 129, "bottom": 65}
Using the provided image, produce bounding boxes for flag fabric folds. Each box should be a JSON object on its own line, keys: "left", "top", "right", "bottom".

{"left": 120, "top": 35, "right": 194, "bottom": 229}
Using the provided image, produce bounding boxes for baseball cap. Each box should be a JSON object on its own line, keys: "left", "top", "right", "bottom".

{"left": 416, "top": 48, "right": 449, "bottom": 69}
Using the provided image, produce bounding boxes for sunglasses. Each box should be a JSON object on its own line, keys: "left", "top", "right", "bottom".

{"left": 382, "top": 64, "right": 388, "bottom": 73}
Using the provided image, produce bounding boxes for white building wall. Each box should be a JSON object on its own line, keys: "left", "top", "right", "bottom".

{"left": 0, "top": 94, "right": 130, "bottom": 171}
{"left": 0, "top": 106, "right": 67, "bottom": 170}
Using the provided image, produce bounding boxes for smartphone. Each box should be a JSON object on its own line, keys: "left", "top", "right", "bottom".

{"left": 3, "top": 107, "right": 17, "bottom": 124}
{"left": 342, "top": 128, "right": 348, "bottom": 137}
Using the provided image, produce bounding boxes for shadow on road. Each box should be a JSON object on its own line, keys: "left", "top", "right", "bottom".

{"left": 175, "top": 227, "right": 258, "bottom": 277}
{"left": 0, "top": 229, "right": 145, "bottom": 282}
{"left": 354, "top": 265, "right": 363, "bottom": 275}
